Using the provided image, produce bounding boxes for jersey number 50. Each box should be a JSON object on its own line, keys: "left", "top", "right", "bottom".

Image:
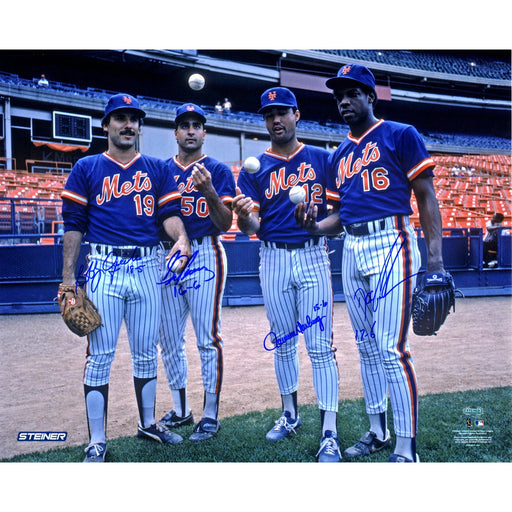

{"left": 181, "top": 196, "right": 209, "bottom": 218}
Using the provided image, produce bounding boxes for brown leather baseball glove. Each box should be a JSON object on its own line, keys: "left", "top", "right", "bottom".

{"left": 57, "top": 284, "right": 102, "bottom": 337}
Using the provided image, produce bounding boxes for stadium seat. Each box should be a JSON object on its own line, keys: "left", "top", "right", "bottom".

{"left": 37, "top": 202, "right": 62, "bottom": 233}
{"left": 15, "top": 206, "right": 39, "bottom": 234}
{"left": 0, "top": 203, "right": 13, "bottom": 234}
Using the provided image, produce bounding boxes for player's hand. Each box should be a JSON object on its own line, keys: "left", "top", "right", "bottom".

{"left": 191, "top": 163, "right": 213, "bottom": 194}
{"left": 295, "top": 200, "right": 320, "bottom": 234}
{"left": 173, "top": 235, "right": 191, "bottom": 257}
{"left": 232, "top": 186, "right": 254, "bottom": 219}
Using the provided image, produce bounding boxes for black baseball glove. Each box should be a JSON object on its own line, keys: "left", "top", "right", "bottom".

{"left": 411, "top": 271, "right": 459, "bottom": 336}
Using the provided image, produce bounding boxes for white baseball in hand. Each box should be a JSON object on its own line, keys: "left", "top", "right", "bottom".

{"left": 166, "top": 253, "right": 184, "bottom": 273}
{"left": 289, "top": 185, "right": 306, "bottom": 204}
{"left": 243, "top": 156, "right": 260, "bottom": 174}
{"left": 169, "top": 259, "right": 182, "bottom": 273}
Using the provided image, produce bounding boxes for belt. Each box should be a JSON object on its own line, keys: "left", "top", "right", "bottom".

{"left": 262, "top": 237, "right": 322, "bottom": 250}
{"left": 344, "top": 216, "right": 408, "bottom": 236}
{"left": 92, "top": 244, "right": 155, "bottom": 258}
{"left": 160, "top": 236, "right": 217, "bottom": 250}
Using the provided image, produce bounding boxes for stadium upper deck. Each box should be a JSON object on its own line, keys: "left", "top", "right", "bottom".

{"left": 0, "top": 62, "right": 510, "bottom": 153}
{"left": 315, "top": 49, "right": 510, "bottom": 81}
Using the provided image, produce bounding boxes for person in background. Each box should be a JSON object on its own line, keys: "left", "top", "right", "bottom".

{"left": 37, "top": 74, "right": 49, "bottom": 87}
{"left": 483, "top": 212, "right": 504, "bottom": 268}
{"left": 222, "top": 98, "right": 232, "bottom": 114}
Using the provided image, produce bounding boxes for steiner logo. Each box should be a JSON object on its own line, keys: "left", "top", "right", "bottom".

{"left": 18, "top": 431, "right": 67, "bottom": 442}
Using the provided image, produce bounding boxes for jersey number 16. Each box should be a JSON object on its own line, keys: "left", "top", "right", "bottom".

{"left": 360, "top": 168, "right": 390, "bottom": 192}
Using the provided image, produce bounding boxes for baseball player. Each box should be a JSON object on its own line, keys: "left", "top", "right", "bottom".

{"left": 61, "top": 93, "right": 191, "bottom": 462}
{"left": 296, "top": 64, "right": 445, "bottom": 462}
{"left": 232, "top": 87, "right": 341, "bottom": 462}
{"left": 158, "top": 103, "right": 235, "bottom": 441}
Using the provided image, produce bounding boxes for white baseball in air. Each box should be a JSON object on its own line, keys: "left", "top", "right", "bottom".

{"left": 289, "top": 185, "right": 306, "bottom": 204}
{"left": 188, "top": 73, "right": 205, "bottom": 91}
{"left": 243, "top": 156, "right": 261, "bottom": 174}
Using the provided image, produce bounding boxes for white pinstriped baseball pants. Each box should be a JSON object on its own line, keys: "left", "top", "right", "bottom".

{"left": 159, "top": 237, "right": 226, "bottom": 395}
{"left": 83, "top": 249, "right": 162, "bottom": 387}
{"left": 341, "top": 220, "right": 421, "bottom": 437}
{"left": 259, "top": 239, "right": 339, "bottom": 412}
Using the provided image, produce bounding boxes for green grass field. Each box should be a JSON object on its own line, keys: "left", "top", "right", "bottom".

{"left": 3, "top": 387, "right": 511, "bottom": 463}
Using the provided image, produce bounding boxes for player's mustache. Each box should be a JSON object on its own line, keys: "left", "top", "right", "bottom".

{"left": 120, "top": 129, "right": 136, "bottom": 136}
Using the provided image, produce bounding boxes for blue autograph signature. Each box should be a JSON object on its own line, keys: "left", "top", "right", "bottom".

{"left": 354, "top": 321, "right": 376, "bottom": 342}
{"left": 76, "top": 249, "right": 146, "bottom": 292}
{"left": 353, "top": 234, "right": 418, "bottom": 322}
{"left": 157, "top": 249, "right": 215, "bottom": 297}
{"left": 263, "top": 300, "right": 329, "bottom": 351}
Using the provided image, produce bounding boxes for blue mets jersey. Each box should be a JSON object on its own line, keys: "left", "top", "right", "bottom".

{"left": 326, "top": 119, "right": 435, "bottom": 225}
{"left": 62, "top": 152, "right": 181, "bottom": 246}
{"left": 237, "top": 143, "right": 335, "bottom": 243}
{"left": 164, "top": 155, "right": 236, "bottom": 240}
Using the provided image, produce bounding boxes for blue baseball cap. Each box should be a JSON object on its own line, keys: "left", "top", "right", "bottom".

{"left": 102, "top": 93, "right": 146, "bottom": 124}
{"left": 174, "top": 103, "right": 207, "bottom": 125}
{"left": 325, "top": 64, "right": 378, "bottom": 100}
{"left": 258, "top": 87, "right": 298, "bottom": 113}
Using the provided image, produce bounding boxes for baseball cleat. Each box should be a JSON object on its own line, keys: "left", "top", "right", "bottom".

{"left": 342, "top": 430, "right": 391, "bottom": 458}
{"left": 316, "top": 430, "right": 341, "bottom": 462}
{"left": 189, "top": 417, "right": 220, "bottom": 442}
{"left": 83, "top": 442, "right": 107, "bottom": 462}
{"left": 266, "top": 411, "right": 302, "bottom": 441}
{"left": 160, "top": 409, "right": 194, "bottom": 429}
{"left": 137, "top": 422, "right": 184, "bottom": 444}
{"left": 388, "top": 453, "right": 420, "bottom": 462}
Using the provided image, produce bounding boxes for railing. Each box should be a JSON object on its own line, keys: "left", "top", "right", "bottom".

{"left": 0, "top": 197, "right": 63, "bottom": 242}
{"left": 0, "top": 157, "right": 17, "bottom": 170}
{"left": 25, "top": 160, "right": 73, "bottom": 174}
{"left": 1, "top": 68, "right": 510, "bottom": 153}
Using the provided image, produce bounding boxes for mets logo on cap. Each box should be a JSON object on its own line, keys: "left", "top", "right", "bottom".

{"left": 258, "top": 86, "right": 298, "bottom": 113}
{"left": 102, "top": 93, "right": 146, "bottom": 122}
{"left": 174, "top": 103, "right": 207, "bottom": 124}
{"left": 325, "top": 64, "right": 378, "bottom": 101}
